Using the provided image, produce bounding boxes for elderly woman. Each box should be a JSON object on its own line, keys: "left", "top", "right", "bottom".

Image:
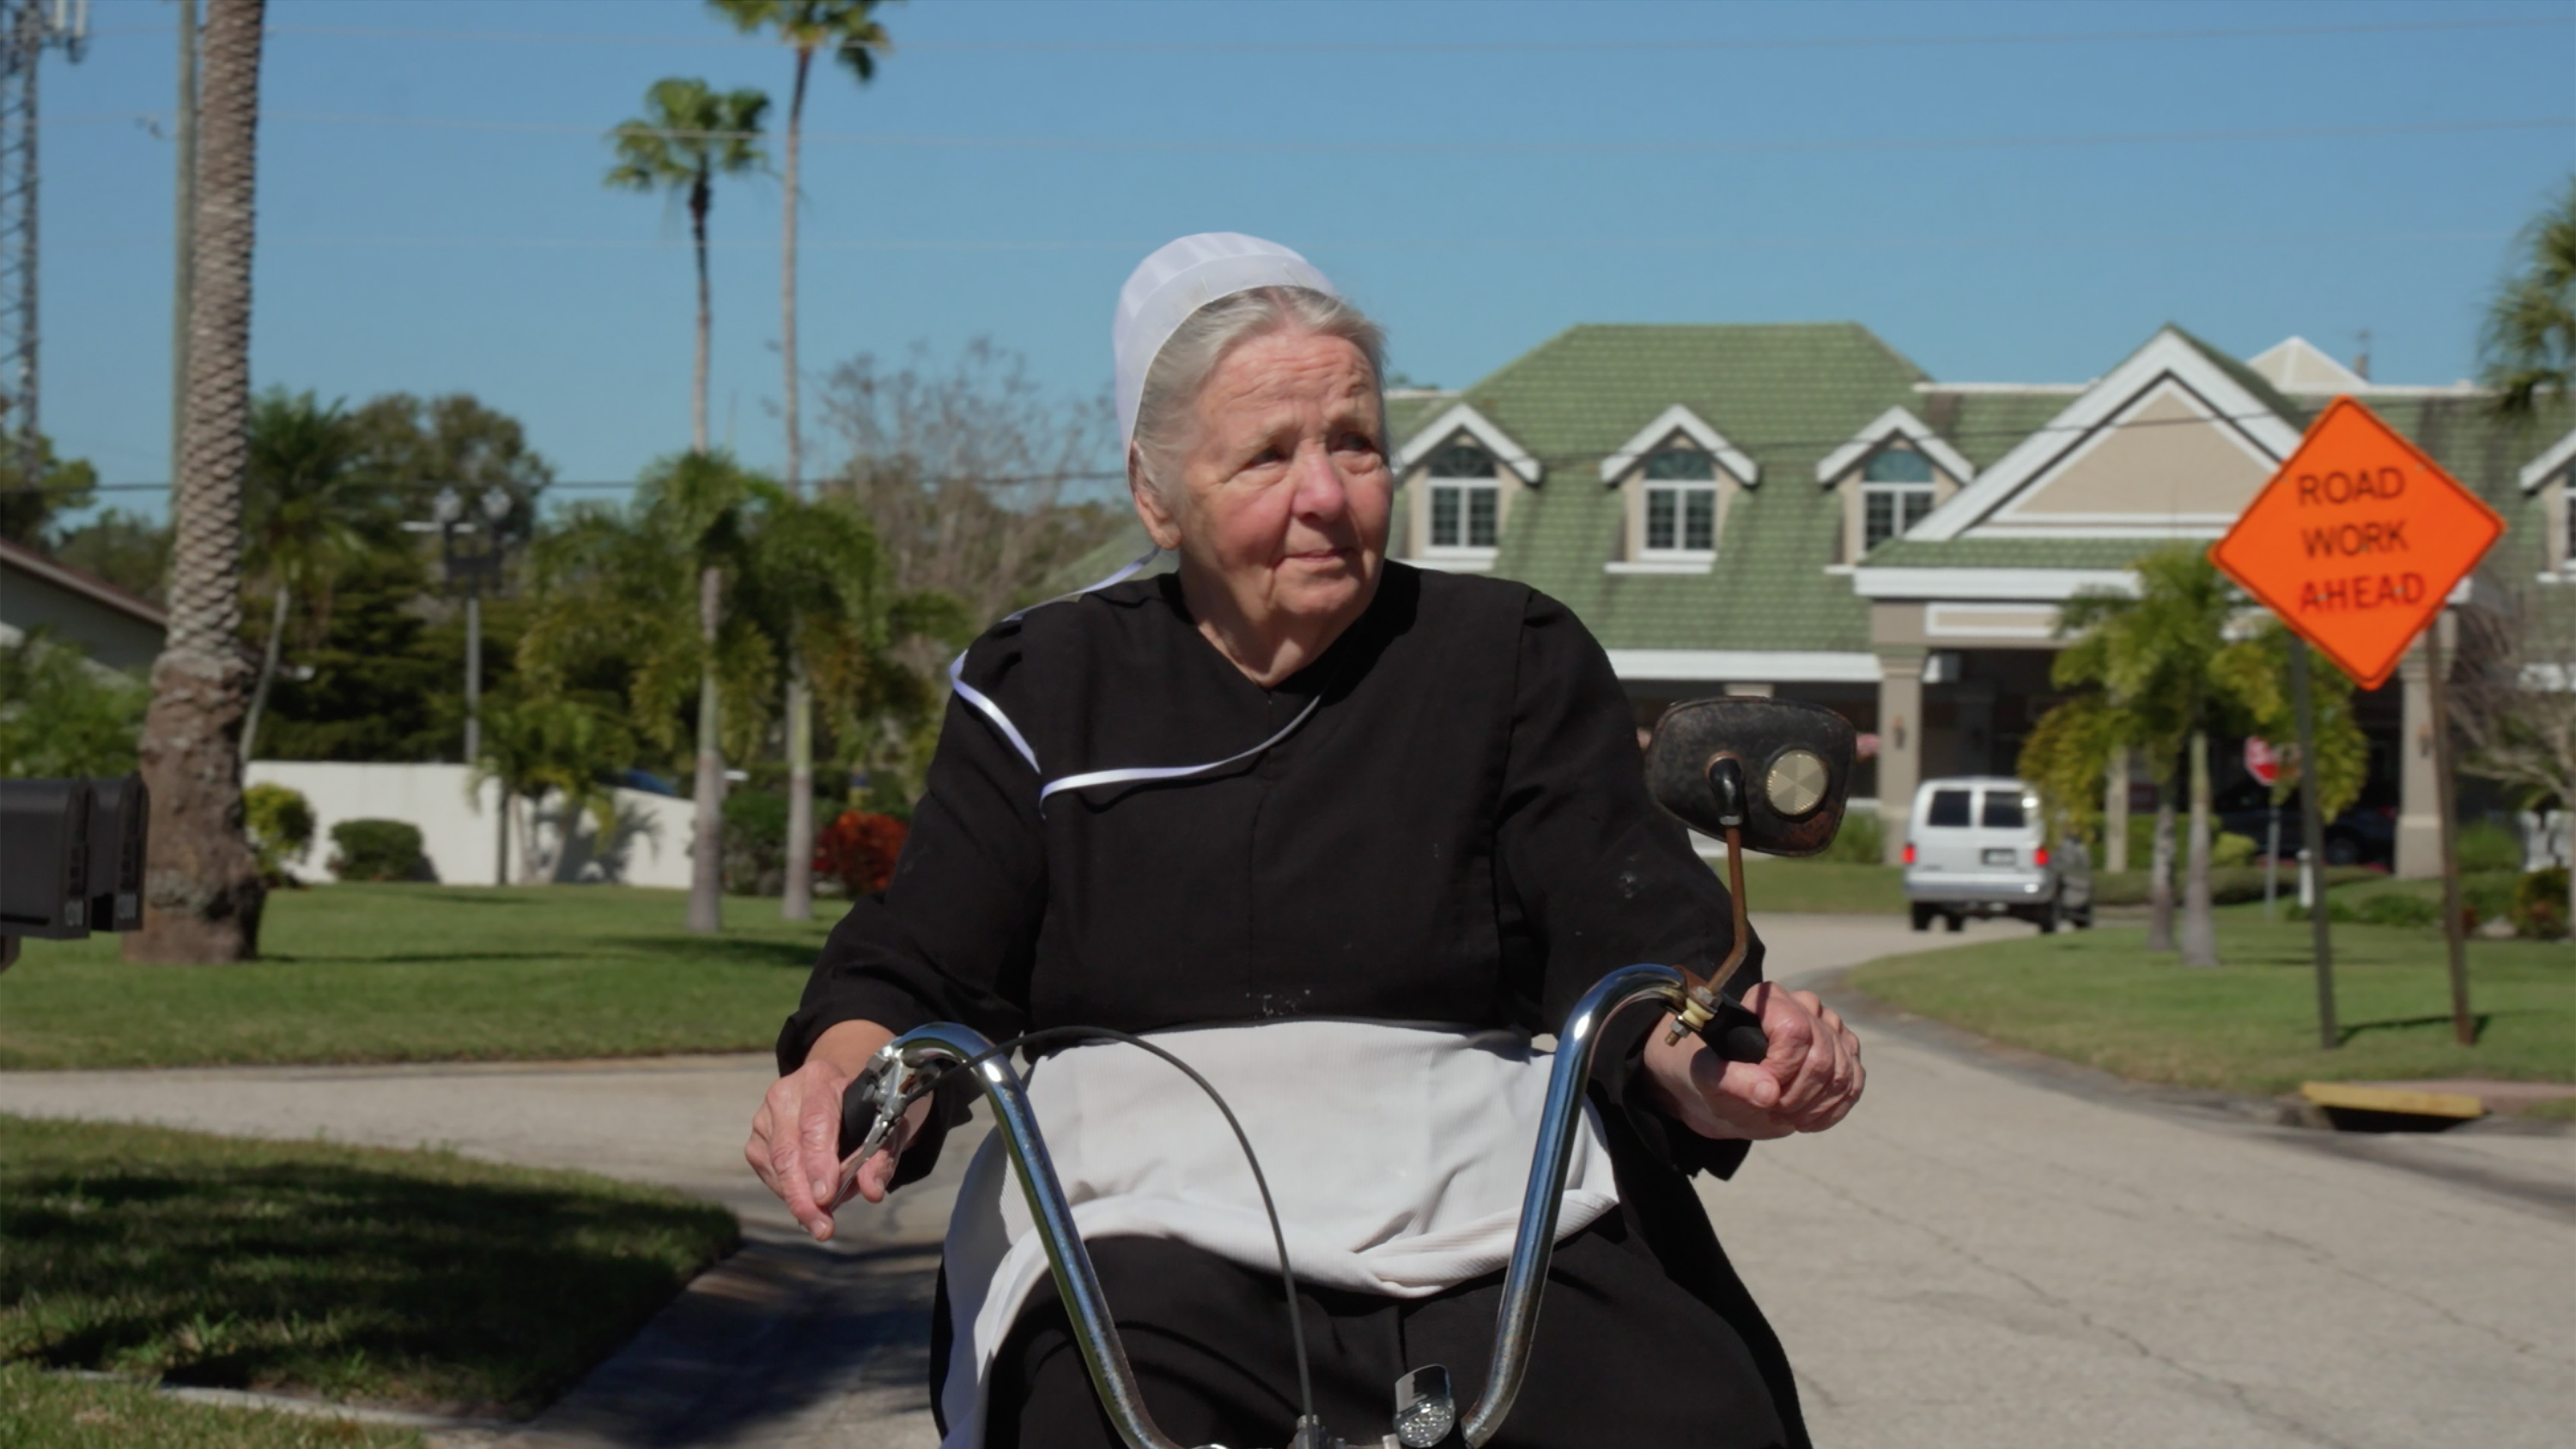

{"left": 750, "top": 234, "right": 1863, "bottom": 1449}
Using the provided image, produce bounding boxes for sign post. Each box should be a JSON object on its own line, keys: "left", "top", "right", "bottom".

{"left": 2211, "top": 398, "right": 2505, "bottom": 1051}
{"left": 2245, "top": 737, "right": 2283, "bottom": 921}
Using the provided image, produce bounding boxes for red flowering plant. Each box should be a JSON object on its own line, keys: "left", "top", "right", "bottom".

{"left": 815, "top": 809, "right": 909, "bottom": 896}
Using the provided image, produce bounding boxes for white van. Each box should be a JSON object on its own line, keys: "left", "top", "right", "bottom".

{"left": 1903, "top": 775, "right": 2094, "bottom": 933}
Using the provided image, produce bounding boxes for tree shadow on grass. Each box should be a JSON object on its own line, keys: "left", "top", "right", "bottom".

{"left": 2337, "top": 1012, "right": 2493, "bottom": 1046}
{"left": 2, "top": 1151, "right": 739, "bottom": 1416}
{"left": 259, "top": 951, "right": 576, "bottom": 967}
{"left": 619, "top": 935, "right": 824, "bottom": 970}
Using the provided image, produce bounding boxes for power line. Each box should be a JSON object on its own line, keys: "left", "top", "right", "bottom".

{"left": 87, "top": 14, "right": 2576, "bottom": 54}
{"left": 225, "top": 110, "right": 2574, "bottom": 156}
{"left": 13, "top": 402, "right": 2502, "bottom": 500}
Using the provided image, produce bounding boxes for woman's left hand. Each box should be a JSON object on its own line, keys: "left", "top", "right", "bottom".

{"left": 1641, "top": 981, "right": 1864, "bottom": 1141}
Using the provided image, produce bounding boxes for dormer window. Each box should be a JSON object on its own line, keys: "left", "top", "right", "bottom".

{"left": 1642, "top": 447, "right": 1718, "bottom": 554}
{"left": 1427, "top": 441, "right": 1501, "bottom": 550}
{"left": 1860, "top": 447, "right": 1937, "bottom": 551}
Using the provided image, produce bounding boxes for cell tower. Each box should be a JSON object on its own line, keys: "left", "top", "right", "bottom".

{"left": 0, "top": 0, "right": 89, "bottom": 486}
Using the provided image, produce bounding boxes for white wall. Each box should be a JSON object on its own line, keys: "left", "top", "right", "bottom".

{"left": 245, "top": 762, "right": 696, "bottom": 889}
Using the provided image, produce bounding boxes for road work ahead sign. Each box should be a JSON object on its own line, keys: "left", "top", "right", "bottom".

{"left": 2210, "top": 397, "right": 2503, "bottom": 691}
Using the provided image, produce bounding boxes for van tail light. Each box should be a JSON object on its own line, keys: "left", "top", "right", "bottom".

{"left": 2033, "top": 846, "right": 2051, "bottom": 867}
{"left": 1902, "top": 843, "right": 1916, "bottom": 865}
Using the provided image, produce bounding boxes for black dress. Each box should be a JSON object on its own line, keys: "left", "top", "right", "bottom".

{"left": 780, "top": 562, "right": 1808, "bottom": 1449}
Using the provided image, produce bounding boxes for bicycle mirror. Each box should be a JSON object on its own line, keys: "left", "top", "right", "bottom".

{"left": 1646, "top": 697, "right": 1856, "bottom": 858}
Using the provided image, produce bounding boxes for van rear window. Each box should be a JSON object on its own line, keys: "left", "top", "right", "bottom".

{"left": 1926, "top": 789, "right": 1971, "bottom": 826}
{"left": 1981, "top": 792, "right": 2029, "bottom": 828}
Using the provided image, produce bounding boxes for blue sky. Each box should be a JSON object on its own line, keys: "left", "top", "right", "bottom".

{"left": 43, "top": 0, "right": 2576, "bottom": 514}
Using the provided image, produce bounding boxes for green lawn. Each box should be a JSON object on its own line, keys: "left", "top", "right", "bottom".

{"left": 0, "top": 1363, "right": 424, "bottom": 1449}
{"left": 0, "top": 885, "right": 839, "bottom": 1070}
{"left": 1734, "top": 859, "right": 1907, "bottom": 915}
{"left": 0, "top": 1114, "right": 737, "bottom": 1417}
{"left": 1848, "top": 908, "right": 2576, "bottom": 1099}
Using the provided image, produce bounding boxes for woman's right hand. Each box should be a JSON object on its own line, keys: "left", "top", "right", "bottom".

{"left": 746, "top": 1021, "right": 929, "bottom": 1241}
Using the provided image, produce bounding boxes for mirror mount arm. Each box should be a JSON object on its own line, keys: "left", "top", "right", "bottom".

{"left": 1667, "top": 758, "right": 1757, "bottom": 1046}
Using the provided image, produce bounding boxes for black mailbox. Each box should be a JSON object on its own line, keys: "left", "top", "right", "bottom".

{"left": 1, "top": 779, "right": 93, "bottom": 939}
{"left": 85, "top": 774, "right": 148, "bottom": 932}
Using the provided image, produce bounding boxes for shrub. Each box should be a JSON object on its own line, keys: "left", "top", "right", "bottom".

{"left": 0, "top": 632, "right": 147, "bottom": 777}
{"left": 2456, "top": 820, "right": 2526, "bottom": 874}
{"left": 328, "top": 819, "right": 425, "bottom": 882}
{"left": 815, "top": 810, "right": 908, "bottom": 897}
{"left": 242, "top": 783, "right": 315, "bottom": 886}
{"left": 2514, "top": 867, "right": 2570, "bottom": 940}
{"left": 721, "top": 791, "right": 791, "bottom": 897}
{"left": 1822, "top": 808, "right": 1883, "bottom": 863}
{"left": 2211, "top": 830, "right": 2258, "bottom": 868}
{"left": 2354, "top": 892, "right": 2440, "bottom": 928}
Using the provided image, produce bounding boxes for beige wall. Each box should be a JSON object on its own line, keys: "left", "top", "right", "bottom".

{"left": 2545, "top": 476, "right": 2569, "bottom": 572}
{"left": 1989, "top": 385, "right": 2270, "bottom": 526}
{"left": 1871, "top": 600, "right": 2064, "bottom": 650}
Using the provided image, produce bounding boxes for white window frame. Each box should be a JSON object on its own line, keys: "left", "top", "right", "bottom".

{"left": 1859, "top": 480, "right": 1937, "bottom": 553}
{"left": 1426, "top": 476, "right": 1503, "bottom": 553}
{"left": 1417, "top": 438, "right": 1504, "bottom": 566}
{"left": 1638, "top": 479, "right": 1719, "bottom": 560}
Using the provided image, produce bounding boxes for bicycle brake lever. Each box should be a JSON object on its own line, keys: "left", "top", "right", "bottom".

{"left": 835, "top": 1045, "right": 931, "bottom": 1187}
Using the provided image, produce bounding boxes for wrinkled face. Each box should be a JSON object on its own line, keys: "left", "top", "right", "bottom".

{"left": 1141, "top": 329, "right": 1390, "bottom": 643}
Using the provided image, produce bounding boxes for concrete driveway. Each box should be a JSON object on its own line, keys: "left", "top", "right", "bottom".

{"left": 3, "top": 914, "right": 2568, "bottom": 1448}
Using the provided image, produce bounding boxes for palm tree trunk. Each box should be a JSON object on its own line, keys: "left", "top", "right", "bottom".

{"left": 2181, "top": 729, "right": 2220, "bottom": 966}
{"left": 2147, "top": 772, "right": 2178, "bottom": 952}
{"left": 239, "top": 580, "right": 288, "bottom": 764}
{"left": 2102, "top": 747, "right": 2130, "bottom": 873}
{"left": 498, "top": 787, "right": 514, "bottom": 887}
{"left": 688, "top": 563, "right": 727, "bottom": 934}
{"left": 783, "top": 664, "right": 815, "bottom": 919}
{"left": 130, "top": 0, "right": 266, "bottom": 964}
{"left": 774, "top": 53, "right": 820, "bottom": 921}
{"left": 689, "top": 172, "right": 711, "bottom": 455}
{"left": 781, "top": 46, "right": 808, "bottom": 492}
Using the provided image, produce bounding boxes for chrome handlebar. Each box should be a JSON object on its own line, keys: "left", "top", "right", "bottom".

{"left": 856, "top": 963, "right": 1696, "bottom": 1449}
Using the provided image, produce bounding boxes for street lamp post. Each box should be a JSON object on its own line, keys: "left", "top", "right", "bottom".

{"left": 405, "top": 485, "right": 516, "bottom": 881}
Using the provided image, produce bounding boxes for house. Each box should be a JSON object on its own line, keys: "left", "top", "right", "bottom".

{"left": 0, "top": 536, "right": 167, "bottom": 674}
{"left": 1383, "top": 324, "right": 2573, "bottom": 873}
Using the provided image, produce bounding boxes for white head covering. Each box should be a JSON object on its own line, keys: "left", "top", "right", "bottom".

{"left": 1113, "top": 232, "right": 1337, "bottom": 449}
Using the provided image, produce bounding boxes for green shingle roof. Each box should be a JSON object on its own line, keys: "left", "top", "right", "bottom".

{"left": 1439, "top": 324, "right": 1937, "bottom": 654}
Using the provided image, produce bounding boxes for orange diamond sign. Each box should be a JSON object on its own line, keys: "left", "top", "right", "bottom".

{"left": 2210, "top": 397, "right": 2504, "bottom": 691}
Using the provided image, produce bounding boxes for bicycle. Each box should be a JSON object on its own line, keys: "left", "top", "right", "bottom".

{"left": 835, "top": 697, "right": 1854, "bottom": 1449}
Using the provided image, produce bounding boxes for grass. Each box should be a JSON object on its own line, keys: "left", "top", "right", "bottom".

{"left": 0, "top": 1114, "right": 738, "bottom": 1417}
{"left": 0, "top": 1363, "right": 423, "bottom": 1449}
{"left": 1732, "top": 859, "right": 1907, "bottom": 915}
{"left": 1847, "top": 906, "right": 2576, "bottom": 1099}
{"left": 0, "top": 884, "right": 839, "bottom": 1070}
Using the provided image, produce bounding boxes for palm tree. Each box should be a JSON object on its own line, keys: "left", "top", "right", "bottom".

{"left": 2028, "top": 546, "right": 2372, "bottom": 963}
{"left": 2482, "top": 175, "right": 2576, "bottom": 417}
{"left": 470, "top": 690, "right": 634, "bottom": 885}
{"left": 523, "top": 452, "right": 782, "bottom": 933}
{"left": 130, "top": 0, "right": 267, "bottom": 964}
{"left": 605, "top": 79, "right": 771, "bottom": 453}
{"left": 708, "top": 0, "right": 890, "bottom": 492}
{"left": 709, "top": 0, "right": 893, "bottom": 920}
{"left": 2049, "top": 548, "right": 2241, "bottom": 963}
{"left": 239, "top": 389, "right": 370, "bottom": 764}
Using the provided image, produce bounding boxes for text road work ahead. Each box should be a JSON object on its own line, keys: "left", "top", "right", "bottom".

{"left": 2295, "top": 467, "right": 2424, "bottom": 614}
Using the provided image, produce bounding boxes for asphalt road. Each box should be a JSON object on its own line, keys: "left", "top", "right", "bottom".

{"left": 3, "top": 914, "right": 2568, "bottom": 1449}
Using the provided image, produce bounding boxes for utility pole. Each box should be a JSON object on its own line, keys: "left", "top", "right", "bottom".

{"left": 0, "top": 0, "right": 90, "bottom": 483}
{"left": 170, "top": 0, "right": 196, "bottom": 494}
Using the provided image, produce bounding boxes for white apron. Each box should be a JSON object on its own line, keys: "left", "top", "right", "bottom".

{"left": 934, "top": 1019, "right": 1622, "bottom": 1449}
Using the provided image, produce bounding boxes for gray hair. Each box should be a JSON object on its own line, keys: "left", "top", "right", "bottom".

{"left": 1130, "top": 286, "right": 1388, "bottom": 503}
